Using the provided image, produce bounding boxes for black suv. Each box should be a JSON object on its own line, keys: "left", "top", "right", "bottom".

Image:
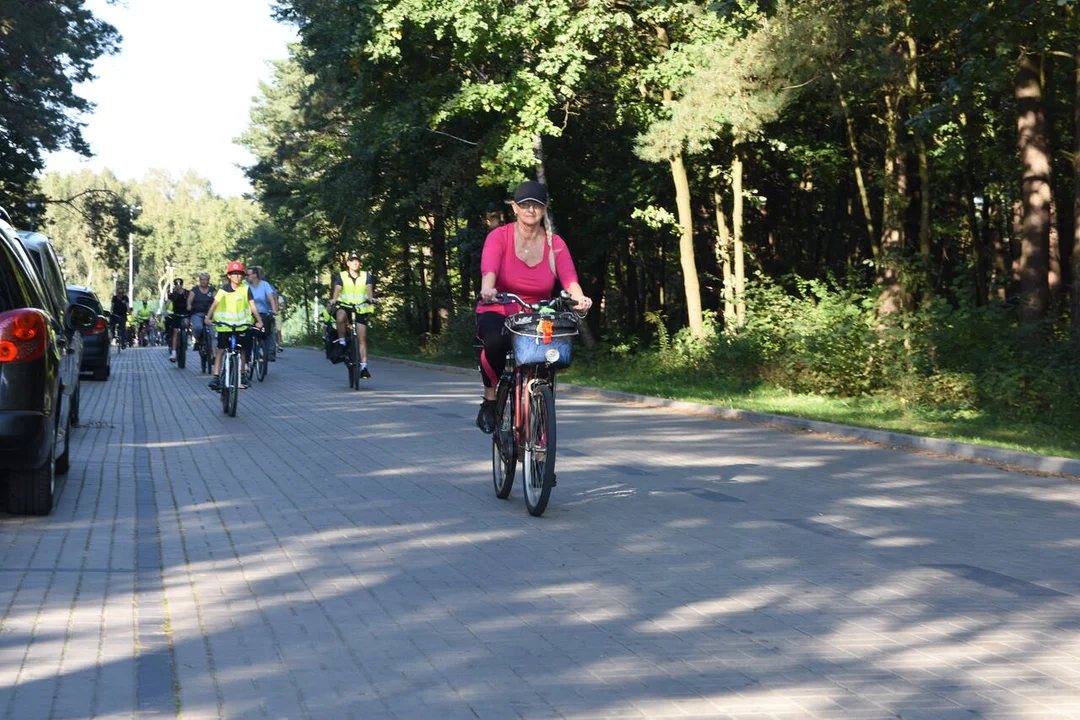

{"left": 67, "top": 284, "right": 111, "bottom": 380}
{"left": 0, "top": 217, "right": 95, "bottom": 515}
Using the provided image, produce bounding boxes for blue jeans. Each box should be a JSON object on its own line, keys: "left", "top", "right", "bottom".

{"left": 190, "top": 313, "right": 216, "bottom": 347}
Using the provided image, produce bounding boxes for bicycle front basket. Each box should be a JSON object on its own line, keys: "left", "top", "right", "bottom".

{"left": 505, "top": 311, "right": 579, "bottom": 369}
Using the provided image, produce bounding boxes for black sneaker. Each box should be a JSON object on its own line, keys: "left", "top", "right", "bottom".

{"left": 208, "top": 379, "right": 220, "bottom": 391}
{"left": 476, "top": 399, "right": 496, "bottom": 434}
{"left": 360, "top": 366, "right": 371, "bottom": 379}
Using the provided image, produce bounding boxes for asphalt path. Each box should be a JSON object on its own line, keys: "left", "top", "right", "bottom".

{"left": 2, "top": 345, "right": 1079, "bottom": 719}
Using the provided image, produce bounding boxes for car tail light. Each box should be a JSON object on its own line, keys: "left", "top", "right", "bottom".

{"left": 82, "top": 317, "right": 107, "bottom": 335}
{"left": 0, "top": 309, "right": 48, "bottom": 363}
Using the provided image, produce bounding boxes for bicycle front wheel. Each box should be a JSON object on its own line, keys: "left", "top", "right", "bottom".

{"left": 227, "top": 354, "right": 239, "bottom": 417}
{"left": 259, "top": 333, "right": 269, "bottom": 380}
{"left": 219, "top": 356, "right": 231, "bottom": 414}
{"left": 176, "top": 328, "right": 187, "bottom": 369}
{"left": 253, "top": 337, "right": 267, "bottom": 382}
{"left": 522, "top": 383, "right": 556, "bottom": 516}
{"left": 492, "top": 381, "right": 516, "bottom": 499}
{"left": 348, "top": 336, "right": 360, "bottom": 390}
{"left": 200, "top": 331, "right": 211, "bottom": 374}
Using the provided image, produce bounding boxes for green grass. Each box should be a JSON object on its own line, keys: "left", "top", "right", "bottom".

{"left": 368, "top": 340, "right": 1080, "bottom": 462}
{"left": 560, "top": 368, "right": 1080, "bottom": 460}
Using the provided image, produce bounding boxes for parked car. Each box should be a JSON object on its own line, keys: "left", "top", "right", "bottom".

{"left": 66, "top": 284, "right": 111, "bottom": 380}
{"left": 0, "top": 220, "right": 95, "bottom": 515}
{"left": 15, "top": 231, "right": 84, "bottom": 421}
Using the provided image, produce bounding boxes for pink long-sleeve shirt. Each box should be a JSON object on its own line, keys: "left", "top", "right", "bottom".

{"left": 475, "top": 223, "right": 579, "bottom": 316}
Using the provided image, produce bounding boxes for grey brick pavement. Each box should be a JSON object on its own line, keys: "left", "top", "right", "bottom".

{"left": 2, "top": 346, "right": 1080, "bottom": 719}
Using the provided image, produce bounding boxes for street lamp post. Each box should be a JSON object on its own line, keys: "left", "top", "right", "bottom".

{"left": 125, "top": 203, "right": 141, "bottom": 302}
{"left": 128, "top": 229, "right": 134, "bottom": 301}
{"left": 164, "top": 264, "right": 174, "bottom": 312}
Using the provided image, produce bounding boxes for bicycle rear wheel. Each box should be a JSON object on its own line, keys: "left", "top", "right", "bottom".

{"left": 227, "top": 354, "right": 239, "bottom": 417}
{"left": 492, "top": 380, "right": 516, "bottom": 499}
{"left": 522, "top": 383, "right": 556, "bottom": 517}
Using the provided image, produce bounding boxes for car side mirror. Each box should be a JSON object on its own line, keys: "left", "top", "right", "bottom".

{"left": 66, "top": 303, "right": 97, "bottom": 332}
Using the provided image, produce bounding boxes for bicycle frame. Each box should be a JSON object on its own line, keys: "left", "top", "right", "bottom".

{"left": 511, "top": 365, "right": 555, "bottom": 449}
{"left": 215, "top": 323, "right": 249, "bottom": 374}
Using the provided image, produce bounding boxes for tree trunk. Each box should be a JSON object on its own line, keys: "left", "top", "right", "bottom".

{"left": 1044, "top": 54, "right": 1064, "bottom": 305}
{"left": 832, "top": 71, "right": 877, "bottom": 258}
{"left": 668, "top": 126, "right": 704, "bottom": 338}
{"left": 428, "top": 207, "right": 450, "bottom": 336}
{"left": 417, "top": 245, "right": 429, "bottom": 336}
{"left": 989, "top": 205, "right": 1009, "bottom": 302}
{"left": 731, "top": 144, "right": 746, "bottom": 327}
{"left": 1016, "top": 49, "right": 1053, "bottom": 323}
{"left": 903, "top": 32, "right": 931, "bottom": 264}
{"left": 714, "top": 189, "right": 736, "bottom": 326}
{"left": 1073, "top": 38, "right": 1080, "bottom": 341}
{"left": 960, "top": 112, "right": 987, "bottom": 304}
{"left": 878, "top": 91, "right": 907, "bottom": 315}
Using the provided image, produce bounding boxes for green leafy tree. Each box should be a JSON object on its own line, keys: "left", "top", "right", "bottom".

{"left": 0, "top": 1, "right": 119, "bottom": 208}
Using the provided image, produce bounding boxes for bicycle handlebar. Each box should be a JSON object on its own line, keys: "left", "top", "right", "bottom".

{"left": 479, "top": 290, "right": 583, "bottom": 314}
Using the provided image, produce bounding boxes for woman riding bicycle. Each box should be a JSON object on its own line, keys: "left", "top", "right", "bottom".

{"left": 186, "top": 272, "right": 216, "bottom": 351}
{"left": 246, "top": 265, "right": 279, "bottom": 361}
{"left": 475, "top": 180, "right": 592, "bottom": 433}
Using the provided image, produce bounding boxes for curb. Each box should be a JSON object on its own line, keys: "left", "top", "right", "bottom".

{"left": 369, "top": 354, "right": 1080, "bottom": 479}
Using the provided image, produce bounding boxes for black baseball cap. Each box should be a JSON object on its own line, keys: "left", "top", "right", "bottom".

{"left": 347, "top": 252, "right": 360, "bottom": 260}
{"left": 512, "top": 181, "right": 548, "bottom": 206}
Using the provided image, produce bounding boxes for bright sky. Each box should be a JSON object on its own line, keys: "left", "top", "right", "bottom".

{"left": 44, "top": 0, "right": 298, "bottom": 198}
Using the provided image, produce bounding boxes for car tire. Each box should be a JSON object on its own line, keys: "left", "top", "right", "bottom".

{"left": 8, "top": 455, "right": 56, "bottom": 516}
{"left": 70, "top": 385, "right": 80, "bottom": 427}
{"left": 55, "top": 411, "right": 71, "bottom": 475}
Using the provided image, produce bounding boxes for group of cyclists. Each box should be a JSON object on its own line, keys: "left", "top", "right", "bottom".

{"left": 109, "top": 264, "right": 289, "bottom": 390}
{"left": 108, "top": 293, "right": 161, "bottom": 348}
{"left": 103, "top": 180, "right": 591, "bottom": 425}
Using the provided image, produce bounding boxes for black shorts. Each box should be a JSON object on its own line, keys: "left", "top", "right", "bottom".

{"left": 334, "top": 306, "right": 370, "bottom": 326}
{"left": 216, "top": 329, "right": 253, "bottom": 351}
{"left": 164, "top": 315, "right": 185, "bottom": 333}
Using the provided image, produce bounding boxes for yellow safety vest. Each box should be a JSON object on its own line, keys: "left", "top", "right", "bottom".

{"left": 212, "top": 286, "right": 253, "bottom": 330}
{"left": 338, "top": 271, "right": 374, "bottom": 313}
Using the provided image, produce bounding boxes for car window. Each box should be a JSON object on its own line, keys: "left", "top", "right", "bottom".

{"left": 0, "top": 226, "right": 47, "bottom": 314}
{"left": 37, "top": 244, "right": 68, "bottom": 317}
{"left": 68, "top": 290, "right": 102, "bottom": 314}
{"left": 0, "top": 241, "right": 20, "bottom": 314}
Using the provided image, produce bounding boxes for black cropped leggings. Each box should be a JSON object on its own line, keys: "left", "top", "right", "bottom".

{"left": 476, "top": 312, "right": 510, "bottom": 388}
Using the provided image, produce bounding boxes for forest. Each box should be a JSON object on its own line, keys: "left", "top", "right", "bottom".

{"left": 6, "top": 0, "right": 1080, "bottom": 449}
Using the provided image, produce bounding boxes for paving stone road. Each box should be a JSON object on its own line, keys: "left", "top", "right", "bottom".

{"left": 2, "top": 346, "right": 1080, "bottom": 720}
